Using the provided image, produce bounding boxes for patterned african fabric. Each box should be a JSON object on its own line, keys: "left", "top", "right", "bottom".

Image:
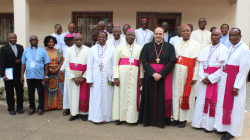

{"left": 191, "top": 43, "right": 228, "bottom": 131}
{"left": 44, "top": 49, "right": 64, "bottom": 110}
{"left": 172, "top": 39, "right": 202, "bottom": 122}
{"left": 138, "top": 42, "right": 176, "bottom": 128}
{"left": 112, "top": 42, "right": 143, "bottom": 123}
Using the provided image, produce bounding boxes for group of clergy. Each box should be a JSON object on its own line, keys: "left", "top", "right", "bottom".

{"left": 52, "top": 17, "right": 250, "bottom": 140}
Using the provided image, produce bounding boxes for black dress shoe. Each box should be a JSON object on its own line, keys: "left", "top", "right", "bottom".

{"left": 81, "top": 115, "right": 88, "bottom": 121}
{"left": 165, "top": 117, "right": 171, "bottom": 126}
{"left": 215, "top": 130, "right": 227, "bottom": 135}
{"left": 204, "top": 129, "right": 215, "bottom": 133}
{"left": 221, "top": 132, "right": 235, "bottom": 140}
{"left": 116, "top": 121, "right": 122, "bottom": 125}
{"left": 27, "top": 109, "right": 35, "bottom": 116}
{"left": 69, "top": 116, "right": 78, "bottom": 121}
{"left": 131, "top": 122, "right": 138, "bottom": 126}
{"left": 9, "top": 110, "right": 16, "bottom": 115}
{"left": 16, "top": 109, "right": 24, "bottom": 114}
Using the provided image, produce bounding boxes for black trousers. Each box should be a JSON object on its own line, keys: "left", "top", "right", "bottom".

{"left": 26, "top": 79, "right": 44, "bottom": 110}
{"left": 4, "top": 78, "right": 24, "bottom": 111}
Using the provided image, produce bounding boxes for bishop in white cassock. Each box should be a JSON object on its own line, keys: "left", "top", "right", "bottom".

{"left": 65, "top": 34, "right": 90, "bottom": 121}
{"left": 191, "top": 29, "right": 229, "bottom": 132}
{"left": 172, "top": 25, "right": 202, "bottom": 128}
{"left": 112, "top": 29, "right": 144, "bottom": 125}
{"left": 135, "top": 18, "right": 153, "bottom": 48}
{"left": 106, "top": 25, "right": 126, "bottom": 49}
{"left": 191, "top": 17, "right": 211, "bottom": 50}
{"left": 213, "top": 28, "right": 250, "bottom": 139}
{"left": 59, "top": 33, "right": 74, "bottom": 116}
{"left": 87, "top": 31, "right": 115, "bottom": 123}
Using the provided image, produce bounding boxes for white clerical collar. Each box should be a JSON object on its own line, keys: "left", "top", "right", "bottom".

{"left": 115, "top": 38, "right": 120, "bottom": 42}
{"left": 155, "top": 41, "right": 163, "bottom": 45}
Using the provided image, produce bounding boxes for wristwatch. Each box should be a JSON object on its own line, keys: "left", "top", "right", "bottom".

{"left": 44, "top": 76, "right": 48, "bottom": 78}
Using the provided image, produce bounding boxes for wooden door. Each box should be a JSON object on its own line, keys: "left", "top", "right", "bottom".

{"left": 136, "top": 12, "right": 181, "bottom": 33}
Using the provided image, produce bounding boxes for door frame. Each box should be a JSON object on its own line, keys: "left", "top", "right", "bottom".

{"left": 136, "top": 12, "right": 182, "bottom": 32}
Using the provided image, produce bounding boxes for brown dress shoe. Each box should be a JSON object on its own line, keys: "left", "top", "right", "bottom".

{"left": 38, "top": 109, "right": 44, "bottom": 116}
{"left": 27, "top": 109, "right": 35, "bottom": 116}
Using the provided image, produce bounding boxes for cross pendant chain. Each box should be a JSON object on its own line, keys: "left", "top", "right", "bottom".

{"left": 156, "top": 57, "right": 160, "bottom": 64}
{"left": 99, "top": 63, "right": 104, "bottom": 71}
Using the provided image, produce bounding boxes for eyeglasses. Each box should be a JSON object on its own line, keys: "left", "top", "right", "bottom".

{"left": 126, "top": 35, "right": 135, "bottom": 37}
{"left": 199, "top": 21, "right": 206, "bottom": 23}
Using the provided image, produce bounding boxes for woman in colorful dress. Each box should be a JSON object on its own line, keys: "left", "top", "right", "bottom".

{"left": 44, "top": 35, "right": 64, "bottom": 110}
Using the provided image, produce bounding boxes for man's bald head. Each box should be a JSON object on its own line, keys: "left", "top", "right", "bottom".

{"left": 198, "top": 17, "right": 207, "bottom": 30}
{"left": 98, "top": 21, "right": 105, "bottom": 31}
{"left": 161, "top": 22, "right": 169, "bottom": 32}
{"left": 211, "top": 29, "right": 222, "bottom": 45}
{"left": 74, "top": 34, "right": 83, "bottom": 47}
{"left": 181, "top": 25, "right": 192, "bottom": 41}
{"left": 68, "top": 22, "right": 75, "bottom": 34}
{"left": 8, "top": 33, "right": 17, "bottom": 45}
{"left": 29, "top": 35, "right": 38, "bottom": 47}
{"left": 154, "top": 27, "right": 165, "bottom": 43}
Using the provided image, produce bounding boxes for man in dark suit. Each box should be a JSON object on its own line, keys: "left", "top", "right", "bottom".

{"left": 161, "top": 22, "right": 176, "bottom": 43}
{"left": 0, "top": 33, "right": 24, "bottom": 115}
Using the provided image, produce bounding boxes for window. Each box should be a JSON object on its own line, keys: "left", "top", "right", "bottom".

{"left": 72, "top": 12, "right": 113, "bottom": 47}
{"left": 0, "top": 13, "right": 14, "bottom": 45}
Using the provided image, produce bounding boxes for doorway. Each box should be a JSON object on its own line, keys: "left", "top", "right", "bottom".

{"left": 136, "top": 12, "right": 182, "bottom": 33}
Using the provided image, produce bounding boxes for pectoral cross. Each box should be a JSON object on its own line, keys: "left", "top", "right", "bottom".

{"left": 156, "top": 57, "right": 160, "bottom": 64}
{"left": 99, "top": 63, "right": 104, "bottom": 71}
{"left": 179, "top": 57, "right": 182, "bottom": 62}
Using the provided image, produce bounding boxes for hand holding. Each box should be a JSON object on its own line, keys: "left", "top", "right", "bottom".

{"left": 232, "top": 88, "right": 239, "bottom": 97}
{"left": 114, "top": 78, "right": 120, "bottom": 87}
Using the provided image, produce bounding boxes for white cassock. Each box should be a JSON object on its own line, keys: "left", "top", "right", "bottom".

{"left": 191, "top": 43, "right": 228, "bottom": 131}
{"left": 108, "top": 32, "right": 114, "bottom": 40}
{"left": 169, "top": 36, "right": 182, "bottom": 45}
{"left": 87, "top": 43, "right": 115, "bottom": 123}
{"left": 60, "top": 44, "right": 70, "bottom": 109}
{"left": 213, "top": 42, "right": 250, "bottom": 137}
{"left": 191, "top": 29, "right": 211, "bottom": 50}
{"left": 135, "top": 28, "right": 153, "bottom": 48}
{"left": 172, "top": 39, "right": 202, "bottom": 122}
{"left": 112, "top": 42, "right": 144, "bottom": 123}
{"left": 121, "top": 34, "right": 126, "bottom": 41}
{"left": 191, "top": 29, "right": 211, "bottom": 97}
{"left": 51, "top": 33, "right": 63, "bottom": 49}
{"left": 65, "top": 44, "right": 90, "bottom": 116}
{"left": 106, "top": 37, "right": 126, "bottom": 49}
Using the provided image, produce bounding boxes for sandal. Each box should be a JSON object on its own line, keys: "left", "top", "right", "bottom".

{"left": 178, "top": 121, "right": 187, "bottom": 128}
{"left": 171, "top": 120, "right": 179, "bottom": 126}
{"left": 63, "top": 109, "right": 70, "bottom": 116}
